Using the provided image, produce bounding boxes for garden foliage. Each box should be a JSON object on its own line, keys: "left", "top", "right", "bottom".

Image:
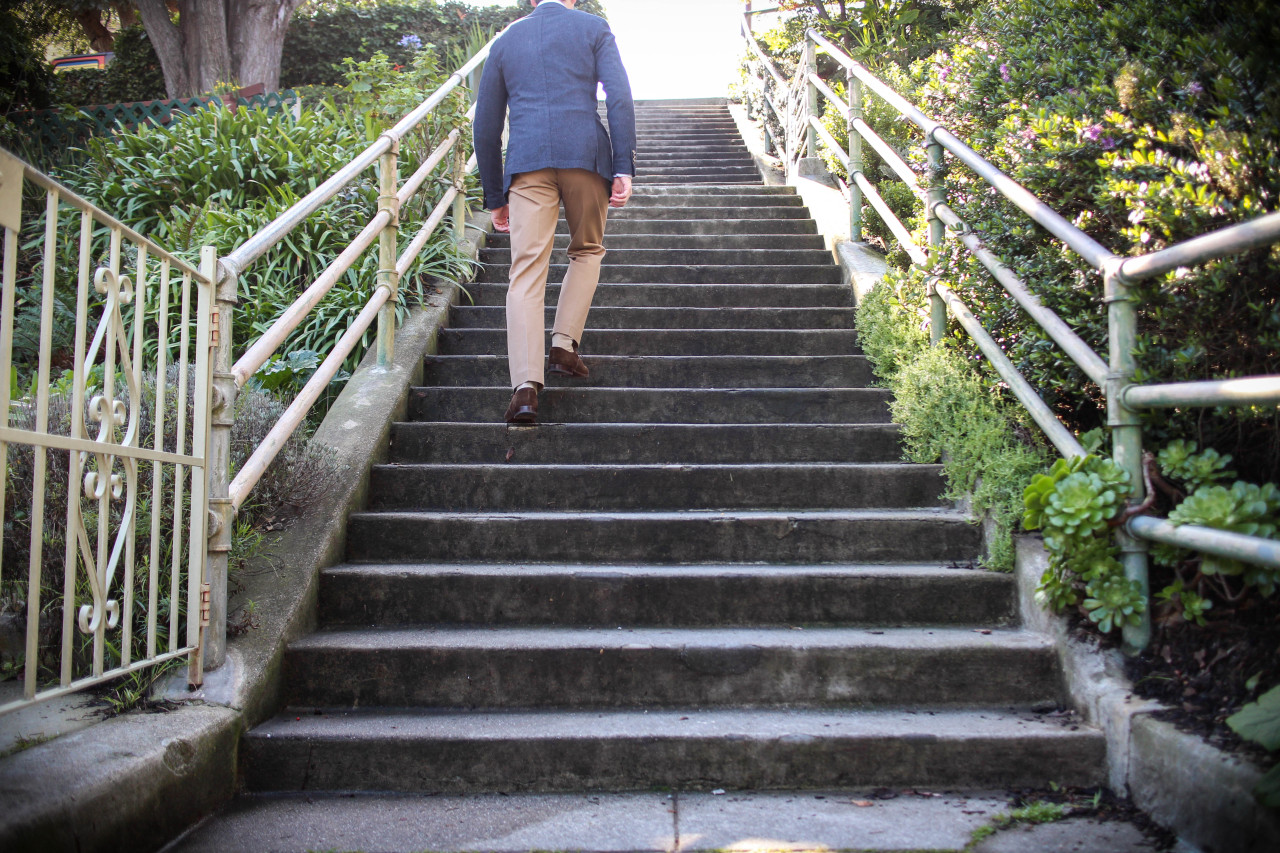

{"left": 759, "top": 0, "right": 1280, "bottom": 609}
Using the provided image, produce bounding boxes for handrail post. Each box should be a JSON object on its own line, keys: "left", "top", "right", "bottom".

{"left": 376, "top": 143, "right": 401, "bottom": 367}
{"left": 803, "top": 34, "right": 820, "bottom": 159}
{"left": 1105, "top": 261, "right": 1151, "bottom": 655}
{"left": 453, "top": 142, "right": 468, "bottom": 241}
{"left": 847, "top": 67, "right": 864, "bottom": 242}
{"left": 199, "top": 247, "right": 237, "bottom": 677}
{"left": 926, "top": 132, "right": 947, "bottom": 344}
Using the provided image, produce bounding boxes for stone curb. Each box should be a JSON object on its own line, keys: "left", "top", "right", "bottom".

{"left": 0, "top": 218, "right": 486, "bottom": 853}
{"left": 1016, "top": 535, "right": 1280, "bottom": 853}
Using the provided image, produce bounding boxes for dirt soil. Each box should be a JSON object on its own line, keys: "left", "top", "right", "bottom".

{"left": 1116, "top": 594, "right": 1280, "bottom": 764}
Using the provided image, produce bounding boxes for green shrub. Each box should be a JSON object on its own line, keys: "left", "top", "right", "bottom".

{"left": 911, "top": 0, "right": 1280, "bottom": 478}
{"left": 282, "top": 0, "right": 526, "bottom": 87}
{"left": 859, "top": 272, "right": 1051, "bottom": 571}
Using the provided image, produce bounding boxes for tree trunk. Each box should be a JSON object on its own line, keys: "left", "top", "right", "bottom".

{"left": 228, "top": 0, "right": 305, "bottom": 92}
{"left": 132, "top": 0, "right": 305, "bottom": 98}
{"left": 75, "top": 9, "right": 116, "bottom": 53}
{"left": 115, "top": 3, "right": 140, "bottom": 29}
{"left": 134, "top": 0, "right": 190, "bottom": 97}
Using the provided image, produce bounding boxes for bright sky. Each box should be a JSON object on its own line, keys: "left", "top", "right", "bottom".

{"left": 468, "top": 0, "right": 748, "bottom": 100}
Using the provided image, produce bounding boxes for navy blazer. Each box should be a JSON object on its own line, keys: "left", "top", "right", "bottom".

{"left": 473, "top": 1, "right": 636, "bottom": 210}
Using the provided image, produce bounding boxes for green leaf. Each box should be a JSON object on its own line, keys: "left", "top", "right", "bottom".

{"left": 1227, "top": 685, "right": 1280, "bottom": 751}
{"left": 1256, "top": 764, "right": 1280, "bottom": 809}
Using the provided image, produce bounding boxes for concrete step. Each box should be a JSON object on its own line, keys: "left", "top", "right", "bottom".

{"left": 344, "top": 508, "right": 981, "bottom": 565}
{"left": 477, "top": 248, "right": 835, "bottom": 268}
{"left": 596, "top": 204, "right": 808, "bottom": 220}
{"left": 588, "top": 219, "right": 822, "bottom": 235}
{"left": 448, "top": 306, "right": 856, "bottom": 330}
{"left": 318, "top": 563, "right": 1013, "bottom": 628}
{"left": 242, "top": 707, "right": 1105, "bottom": 793}
{"left": 638, "top": 157, "right": 755, "bottom": 169}
{"left": 475, "top": 264, "right": 843, "bottom": 284}
{"left": 281, "top": 626, "right": 1059, "bottom": 710}
{"left": 418, "top": 355, "right": 875, "bottom": 388}
{"left": 636, "top": 175, "right": 761, "bottom": 185}
{"left": 482, "top": 232, "right": 827, "bottom": 250}
{"left": 630, "top": 184, "right": 791, "bottom": 196}
{"left": 407, "top": 387, "right": 890, "bottom": 424}
{"left": 164, "top": 789, "right": 1061, "bottom": 853}
{"left": 601, "top": 205, "right": 813, "bottom": 220}
{"left": 388, "top": 422, "right": 907, "bottom": 465}
{"left": 637, "top": 147, "right": 752, "bottom": 159}
{"left": 626, "top": 193, "right": 801, "bottom": 207}
{"left": 436, "top": 328, "right": 860, "bottom": 357}
{"left": 462, "top": 282, "right": 850, "bottom": 308}
{"left": 366, "top": 462, "right": 948, "bottom": 512}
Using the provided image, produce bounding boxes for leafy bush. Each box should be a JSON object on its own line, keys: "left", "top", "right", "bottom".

{"left": 909, "top": 0, "right": 1280, "bottom": 479}
{"left": 282, "top": 0, "right": 527, "bottom": 87}
{"left": 857, "top": 272, "right": 1051, "bottom": 571}
{"left": 1227, "top": 685, "right": 1280, "bottom": 807}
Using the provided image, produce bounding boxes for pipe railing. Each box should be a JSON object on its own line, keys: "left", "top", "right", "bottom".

{"left": 200, "top": 36, "right": 498, "bottom": 674}
{"left": 741, "top": 15, "right": 1280, "bottom": 653}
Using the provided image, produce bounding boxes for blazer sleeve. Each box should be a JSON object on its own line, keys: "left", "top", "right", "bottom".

{"left": 473, "top": 49, "right": 509, "bottom": 210}
{"left": 593, "top": 23, "right": 636, "bottom": 178}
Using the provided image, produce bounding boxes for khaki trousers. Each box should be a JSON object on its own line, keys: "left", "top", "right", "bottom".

{"left": 506, "top": 168, "right": 610, "bottom": 388}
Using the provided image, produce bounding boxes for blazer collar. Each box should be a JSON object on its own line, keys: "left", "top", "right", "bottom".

{"left": 533, "top": 1, "right": 569, "bottom": 14}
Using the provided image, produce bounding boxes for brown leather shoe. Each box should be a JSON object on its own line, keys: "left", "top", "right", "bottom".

{"left": 548, "top": 343, "right": 589, "bottom": 378}
{"left": 504, "top": 386, "right": 538, "bottom": 424}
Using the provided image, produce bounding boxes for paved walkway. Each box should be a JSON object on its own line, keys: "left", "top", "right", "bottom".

{"left": 166, "top": 789, "right": 1166, "bottom": 852}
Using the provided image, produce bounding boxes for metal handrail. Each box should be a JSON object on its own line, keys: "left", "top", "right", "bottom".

{"left": 742, "top": 19, "right": 1280, "bottom": 653}
{"left": 200, "top": 38, "right": 496, "bottom": 671}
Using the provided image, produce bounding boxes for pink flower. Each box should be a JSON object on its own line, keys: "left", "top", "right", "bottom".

{"left": 999, "top": 64, "right": 1011, "bottom": 82}
{"left": 1082, "top": 124, "right": 1104, "bottom": 141}
{"left": 1020, "top": 126, "right": 1037, "bottom": 142}
{"left": 1186, "top": 81, "right": 1204, "bottom": 96}
{"left": 1099, "top": 136, "right": 1118, "bottom": 151}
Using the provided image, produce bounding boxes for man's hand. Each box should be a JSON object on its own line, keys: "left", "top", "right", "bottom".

{"left": 609, "top": 175, "right": 633, "bottom": 209}
{"left": 492, "top": 205, "right": 511, "bottom": 233}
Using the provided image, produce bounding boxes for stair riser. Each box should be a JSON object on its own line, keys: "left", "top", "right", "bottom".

{"left": 626, "top": 185, "right": 793, "bottom": 196}
{"left": 449, "top": 306, "right": 855, "bottom": 330}
{"left": 243, "top": 732, "right": 1105, "bottom": 794}
{"left": 319, "top": 568, "right": 1015, "bottom": 628}
{"left": 531, "top": 219, "right": 821, "bottom": 235}
{"left": 478, "top": 249, "right": 835, "bottom": 267}
{"left": 463, "top": 282, "right": 849, "bottom": 307}
{"left": 597, "top": 207, "right": 814, "bottom": 220}
{"left": 476, "top": 265, "right": 844, "bottom": 285}
{"left": 482, "top": 234, "right": 827, "bottom": 250}
{"left": 367, "top": 464, "right": 948, "bottom": 512}
{"left": 419, "top": 355, "right": 875, "bottom": 388}
{"left": 283, "top": 644, "right": 1060, "bottom": 710}
{"left": 437, "top": 329, "right": 861, "bottom": 357}
{"left": 407, "top": 388, "right": 891, "bottom": 424}
{"left": 345, "top": 513, "right": 982, "bottom": 565}
{"left": 388, "top": 423, "right": 906, "bottom": 465}
{"left": 625, "top": 195, "right": 802, "bottom": 207}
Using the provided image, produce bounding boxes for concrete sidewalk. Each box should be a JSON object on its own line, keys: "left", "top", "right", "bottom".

{"left": 165, "top": 789, "right": 1169, "bottom": 853}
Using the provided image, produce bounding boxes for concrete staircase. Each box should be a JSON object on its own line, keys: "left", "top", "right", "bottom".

{"left": 240, "top": 102, "right": 1104, "bottom": 798}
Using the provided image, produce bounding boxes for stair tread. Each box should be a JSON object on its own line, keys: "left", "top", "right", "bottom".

{"left": 291, "top": 625, "right": 1048, "bottom": 652}
{"left": 352, "top": 507, "right": 969, "bottom": 521}
{"left": 322, "top": 562, "right": 990, "bottom": 579}
{"left": 249, "top": 707, "right": 1095, "bottom": 741}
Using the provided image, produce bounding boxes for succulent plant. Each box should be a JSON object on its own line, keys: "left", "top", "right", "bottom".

{"left": 1043, "top": 471, "right": 1124, "bottom": 545}
{"left": 1083, "top": 574, "right": 1147, "bottom": 633}
{"left": 1158, "top": 439, "right": 1236, "bottom": 493}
